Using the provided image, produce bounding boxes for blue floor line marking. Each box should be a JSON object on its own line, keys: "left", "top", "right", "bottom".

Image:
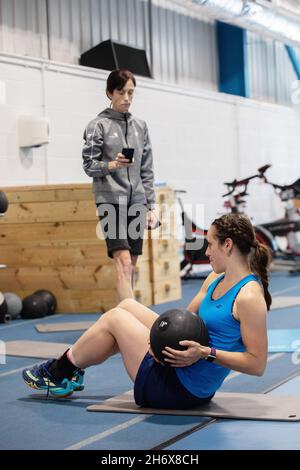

{"left": 269, "top": 373, "right": 300, "bottom": 396}
{"left": 268, "top": 329, "right": 300, "bottom": 352}
{"left": 167, "top": 419, "right": 300, "bottom": 450}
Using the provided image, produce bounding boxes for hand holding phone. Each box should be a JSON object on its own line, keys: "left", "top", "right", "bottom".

{"left": 122, "top": 147, "right": 135, "bottom": 163}
{"left": 147, "top": 210, "right": 162, "bottom": 230}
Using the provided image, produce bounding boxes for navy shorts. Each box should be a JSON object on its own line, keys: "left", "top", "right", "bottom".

{"left": 134, "top": 352, "right": 214, "bottom": 409}
{"left": 97, "top": 203, "right": 147, "bottom": 258}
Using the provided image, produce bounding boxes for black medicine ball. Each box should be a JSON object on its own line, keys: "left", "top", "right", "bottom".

{"left": 0, "top": 291, "right": 11, "bottom": 323}
{"left": 21, "top": 294, "right": 48, "bottom": 319}
{"left": 150, "top": 308, "right": 209, "bottom": 363}
{"left": 33, "top": 290, "right": 57, "bottom": 315}
{"left": 0, "top": 190, "right": 8, "bottom": 214}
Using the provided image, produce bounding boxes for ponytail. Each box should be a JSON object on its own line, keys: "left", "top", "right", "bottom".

{"left": 249, "top": 242, "right": 272, "bottom": 310}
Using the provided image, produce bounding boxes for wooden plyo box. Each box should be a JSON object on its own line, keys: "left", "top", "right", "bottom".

{"left": 149, "top": 187, "right": 181, "bottom": 305}
{"left": 0, "top": 184, "right": 181, "bottom": 312}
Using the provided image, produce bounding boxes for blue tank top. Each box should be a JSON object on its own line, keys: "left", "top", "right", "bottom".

{"left": 176, "top": 273, "right": 258, "bottom": 398}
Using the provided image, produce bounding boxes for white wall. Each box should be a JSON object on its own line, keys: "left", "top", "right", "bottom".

{"left": 1, "top": 52, "right": 300, "bottom": 228}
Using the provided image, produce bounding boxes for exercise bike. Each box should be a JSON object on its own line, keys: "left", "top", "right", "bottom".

{"left": 257, "top": 164, "right": 300, "bottom": 257}
{"left": 175, "top": 190, "right": 210, "bottom": 279}
{"left": 222, "top": 165, "right": 300, "bottom": 273}
{"left": 176, "top": 163, "right": 300, "bottom": 278}
{"left": 177, "top": 173, "right": 266, "bottom": 278}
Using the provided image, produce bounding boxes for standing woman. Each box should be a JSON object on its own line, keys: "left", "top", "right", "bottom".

{"left": 82, "top": 70, "right": 157, "bottom": 301}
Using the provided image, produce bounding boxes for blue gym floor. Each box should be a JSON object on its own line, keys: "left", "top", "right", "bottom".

{"left": 1, "top": 272, "right": 300, "bottom": 451}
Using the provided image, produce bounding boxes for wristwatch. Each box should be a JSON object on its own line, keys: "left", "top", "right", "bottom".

{"left": 205, "top": 347, "right": 217, "bottom": 363}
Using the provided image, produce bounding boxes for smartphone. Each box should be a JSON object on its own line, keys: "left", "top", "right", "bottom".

{"left": 122, "top": 147, "right": 135, "bottom": 163}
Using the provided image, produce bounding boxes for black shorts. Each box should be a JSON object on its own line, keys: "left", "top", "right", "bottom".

{"left": 97, "top": 203, "right": 147, "bottom": 259}
{"left": 134, "top": 352, "right": 214, "bottom": 409}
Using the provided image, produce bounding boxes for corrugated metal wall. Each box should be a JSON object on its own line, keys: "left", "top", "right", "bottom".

{"left": 0, "top": 0, "right": 152, "bottom": 64}
{"left": 151, "top": 0, "right": 217, "bottom": 88}
{"left": 46, "top": 0, "right": 152, "bottom": 66}
{"left": 0, "top": 0, "right": 48, "bottom": 58}
{"left": 0, "top": 0, "right": 299, "bottom": 103}
{"left": 247, "top": 31, "right": 300, "bottom": 106}
{"left": 0, "top": 0, "right": 218, "bottom": 91}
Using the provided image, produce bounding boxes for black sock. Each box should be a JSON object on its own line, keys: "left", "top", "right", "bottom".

{"left": 48, "top": 349, "right": 78, "bottom": 381}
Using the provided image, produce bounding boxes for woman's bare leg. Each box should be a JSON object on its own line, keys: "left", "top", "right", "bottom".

{"left": 131, "top": 254, "right": 138, "bottom": 289}
{"left": 113, "top": 250, "right": 134, "bottom": 301}
{"left": 118, "top": 298, "right": 159, "bottom": 329}
{"left": 70, "top": 307, "right": 150, "bottom": 381}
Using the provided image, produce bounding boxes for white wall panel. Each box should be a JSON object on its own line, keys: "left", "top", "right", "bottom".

{"left": 0, "top": 58, "right": 46, "bottom": 186}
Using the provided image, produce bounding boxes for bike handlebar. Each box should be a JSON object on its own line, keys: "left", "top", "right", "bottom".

{"left": 222, "top": 174, "right": 259, "bottom": 197}
{"left": 223, "top": 163, "right": 300, "bottom": 199}
{"left": 258, "top": 165, "right": 300, "bottom": 195}
{"left": 258, "top": 164, "right": 272, "bottom": 175}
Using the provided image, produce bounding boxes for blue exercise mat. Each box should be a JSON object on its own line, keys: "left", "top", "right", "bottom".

{"left": 268, "top": 329, "right": 300, "bottom": 352}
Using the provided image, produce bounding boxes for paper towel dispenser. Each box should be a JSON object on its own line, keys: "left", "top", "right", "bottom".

{"left": 18, "top": 116, "right": 49, "bottom": 148}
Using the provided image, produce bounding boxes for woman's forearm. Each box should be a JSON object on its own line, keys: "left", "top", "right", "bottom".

{"left": 213, "top": 349, "right": 266, "bottom": 376}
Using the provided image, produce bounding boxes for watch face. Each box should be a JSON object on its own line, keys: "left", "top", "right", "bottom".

{"left": 206, "top": 354, "right": 216, "bottom": 362}
{"left": 206, "top": 348, "right": 216, "bottom": 362}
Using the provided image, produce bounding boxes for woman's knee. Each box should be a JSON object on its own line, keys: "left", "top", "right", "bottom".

{"left": 118, "top": 298, "right": 139, "bottom": 310}
{"left": 104, "top": 307, "right": 130, "bottom": 327}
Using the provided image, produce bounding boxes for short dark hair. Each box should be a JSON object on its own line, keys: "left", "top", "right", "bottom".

{"left": 106, "top": 69, "right": 136, "bottom": 95}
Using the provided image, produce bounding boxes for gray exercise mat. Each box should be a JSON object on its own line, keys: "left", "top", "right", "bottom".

{"left": 271, "top": 296, "right": 300, "bottom": 310}
{"left": 6, "top": 341, "right": 72, "bottom": 359}
{"left": 87, "top": 390, "right": 300, "bottom": 421}
{"left": 36, "top": 321, "right": 95, "bottom": 333}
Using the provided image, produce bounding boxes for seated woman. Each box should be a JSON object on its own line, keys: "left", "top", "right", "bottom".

{"left": 22, "top": 213, "right": 272, "bottom": 409}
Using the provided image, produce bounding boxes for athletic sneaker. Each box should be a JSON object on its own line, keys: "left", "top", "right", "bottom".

{"left": 22, "top": 359, "right": 74, "bottom": 398}
{"left": 71, "top": 369, "right": 85, "bottom": 391}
